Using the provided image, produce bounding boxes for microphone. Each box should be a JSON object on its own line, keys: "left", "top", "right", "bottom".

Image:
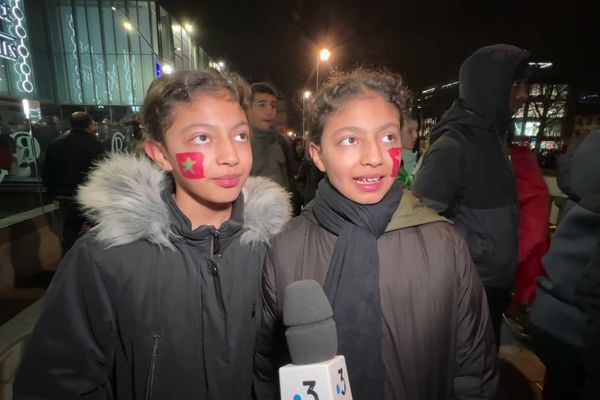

{"left": 279, "top": 280, "right": 353, "bottom": 400}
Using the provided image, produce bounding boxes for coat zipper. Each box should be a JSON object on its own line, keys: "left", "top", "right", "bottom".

{"left": 145, "top": 332, "right": 161, "bottom": 400}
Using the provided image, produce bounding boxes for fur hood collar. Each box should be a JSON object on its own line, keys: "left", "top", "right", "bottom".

{"left": 77, "top": 153, "right": 291, "bottom": 249}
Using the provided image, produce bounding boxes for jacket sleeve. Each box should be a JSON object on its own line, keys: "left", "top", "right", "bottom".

{"left": 452, "top": 234, "right": 498, "bottom": 399}
{"left": 14, "top": 240, "right": 116, "bottom": 399}
{"left": 412, "top": 131, "right": 465, "bottom": 214}
{"left": 253, "top": 247, "right": 285, "bottom": 400}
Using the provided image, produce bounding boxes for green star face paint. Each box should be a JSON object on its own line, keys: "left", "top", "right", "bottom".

{"left": 176, "top": 152, "right": 204, "bottom": 179}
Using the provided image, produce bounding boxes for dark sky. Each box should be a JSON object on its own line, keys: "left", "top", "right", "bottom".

{"left": 161, "top": 0, "right": 599, "bottom": 128}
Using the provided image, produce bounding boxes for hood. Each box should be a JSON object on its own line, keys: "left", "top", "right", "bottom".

{"left": 77, "top": 153, "right": 291, "bottom": 249}
{"left": 459, "top": 44, "right": 530, "bottom": 126}
{"left": 385, "top": 190, "right": 448, "bottom": 231}
{"left": 570, "top": 130, "right": 600, "bottom": 200}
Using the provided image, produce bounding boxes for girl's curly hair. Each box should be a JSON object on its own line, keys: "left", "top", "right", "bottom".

{"left": 306, "top": 68, "right": 410, "bottom": 145}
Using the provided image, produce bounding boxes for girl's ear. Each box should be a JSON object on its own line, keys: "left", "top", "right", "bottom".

{"left": 308, "top": 142, "right": 326, "bottom": 173}
{"left": 144, "top": 140, "right": 174, "bottom": 172}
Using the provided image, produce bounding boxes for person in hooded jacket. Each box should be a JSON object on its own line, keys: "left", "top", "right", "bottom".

{"left": 412, "top": 44, "right": 531, "bottom": 348}
{"left": 576, "top": 240, "right": 600, "bottom": 400}
{"left": 529, "top": 130, "right": 600, "bottom": 400}
{"left": 13, "top": 70, "right": 291, "bottom": 400}
{"left": 254, "top": 68, "right": 497, "bottom": 400}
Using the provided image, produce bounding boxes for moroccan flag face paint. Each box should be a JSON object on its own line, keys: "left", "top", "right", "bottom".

{"left": 388, "top": 147, "right": 402, "bottom": 177}
{"left": 176, "top": 152, "right": 204, "bottom": 179}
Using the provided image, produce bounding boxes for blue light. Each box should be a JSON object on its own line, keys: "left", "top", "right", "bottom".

{"left": 293, "top": 395, "right": 302, "bottom": 400}
{"left": 155, "top": 63, "right": 161, "bottom": 77}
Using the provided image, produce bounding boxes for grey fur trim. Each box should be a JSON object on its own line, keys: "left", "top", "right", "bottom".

{"left": 77, "top": 153, "right": 175, "bottom": 249}
{"left": 241, "top": 176, "right": 292, "bottom": 246}
{"left": 77, "top": 153, "right": 291, "bottom": 249}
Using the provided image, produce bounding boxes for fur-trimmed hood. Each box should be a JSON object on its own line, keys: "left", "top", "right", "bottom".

{"left": 77, "top": 153, "right": 292, "bottom": 249}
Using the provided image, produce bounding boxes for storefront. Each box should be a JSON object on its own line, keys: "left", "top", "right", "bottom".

{"left": 0, "top": 0, "right": 214, "bottom": 311}
{"left": 0, "top": 0, "right": 212, "bottom": 218}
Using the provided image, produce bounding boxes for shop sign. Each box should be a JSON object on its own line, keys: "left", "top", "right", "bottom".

{"left": 0, "top": 31, "right": 17, "bottom": 61}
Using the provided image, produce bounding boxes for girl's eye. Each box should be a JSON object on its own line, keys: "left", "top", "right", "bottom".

{"left": 340, "top": 136, "right": 357, "bottom": 146}
{"left": 192, "top": 134, "right": 210, "bottom": 144}
{"left": 382, "top": 134, "right": 399, "bottom": 143}
{"left": 234, "top": 132, "right": 249, "bottom": 142}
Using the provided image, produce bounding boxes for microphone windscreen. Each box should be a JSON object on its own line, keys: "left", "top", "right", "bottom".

{"left": 283, "top": 280, "right": 333, "bottom": 327}
{"left": 285, "top": 319, "right": 337, "bottom": 365}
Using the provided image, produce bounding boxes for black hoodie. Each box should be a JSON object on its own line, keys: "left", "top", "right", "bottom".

{"left": 413, "top": 44, "right": 530, "bottom": 289}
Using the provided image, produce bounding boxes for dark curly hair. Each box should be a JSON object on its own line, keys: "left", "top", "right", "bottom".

{"left": 142, "top": 69, "right": 250, "bottom": 143}
{"left": 306, "top": 68, "right": 410, "bottom": 145}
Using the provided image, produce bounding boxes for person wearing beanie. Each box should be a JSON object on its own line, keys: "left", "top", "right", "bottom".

{"left": 413, "top": 44, "right": 531, "bottom": 349}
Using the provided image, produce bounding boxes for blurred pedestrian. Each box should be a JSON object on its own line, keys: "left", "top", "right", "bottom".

{"left": 529, "top": 130, "right": 600, "bottom": 400}
{"left": 42, "top": 111, "right": 104, "bottom": 255}
{"left": 504, "top": 142, "right": 549, "bottom": 334}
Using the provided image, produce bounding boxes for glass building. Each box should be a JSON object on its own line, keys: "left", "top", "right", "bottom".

{"left": 1, "top": 0, "right": 213, "bottom": 215}
{"left": 0, "top": 0, "right": 215, "bottom": 325}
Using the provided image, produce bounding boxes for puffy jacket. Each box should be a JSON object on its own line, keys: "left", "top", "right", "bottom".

{"left": 413, "top": 44, "right": 530, "bottom": 289}
{"left": 14, "top": 154, "right": 291, "bottom": 400}
{"left": 254, "top": 191, "right": 497, "bottom": 400}
{"left": 530, "top": 130, "right": 600, "bottom": 347}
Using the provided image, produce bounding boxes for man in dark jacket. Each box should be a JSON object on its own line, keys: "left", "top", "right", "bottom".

{"left": 42, "top": 111, "right": 104, "bottom": 255}
{"left": 413, "top": 44, "right": 531, "bottom": 348}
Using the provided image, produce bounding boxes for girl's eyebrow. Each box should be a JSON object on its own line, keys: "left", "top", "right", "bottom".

{"left": 180, "top": 123, "right": 215, "bottom": 133}
{"left": 330, "top": 122, "right": 401, "bottom": 136}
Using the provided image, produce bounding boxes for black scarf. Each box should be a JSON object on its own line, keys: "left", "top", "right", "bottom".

{"left": 311, "top": 178, "right": 402, "bottom": 400}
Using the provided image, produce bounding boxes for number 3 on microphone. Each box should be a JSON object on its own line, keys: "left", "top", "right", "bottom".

{"left": 337, "top": 368, "right": 347, "bottom": 395}
{"left": 302, "top": 380, "right": 319, "bottom": 400}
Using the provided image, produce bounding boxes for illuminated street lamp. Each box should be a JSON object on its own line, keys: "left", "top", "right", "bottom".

{"left": 316, "top": 48, "right": 331, "bottom": 92}
{"left": 302, "top": 90, "right": 312, "bottom": 138}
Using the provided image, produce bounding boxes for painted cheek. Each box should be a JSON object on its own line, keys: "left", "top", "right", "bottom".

{"left": 388, "top": 147, "right": 402, "bottom": 177}
{"left": 176, "top": 152, "right": 204, "bottom": 179}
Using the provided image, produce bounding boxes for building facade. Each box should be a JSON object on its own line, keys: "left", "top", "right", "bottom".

{"left": 0, "top": 0, "right": 215, "bottom": 316}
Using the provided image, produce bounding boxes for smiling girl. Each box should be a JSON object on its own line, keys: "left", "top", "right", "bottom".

{"left": 255, "top": 69, "right": 497, "bottom": 400}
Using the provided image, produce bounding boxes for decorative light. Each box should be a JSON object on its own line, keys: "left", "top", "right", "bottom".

{"left": 123, "top": 21, "right": 133, "bottom": 31}
{"left": 303, "top": 90, "right": 311, "bottom": 99}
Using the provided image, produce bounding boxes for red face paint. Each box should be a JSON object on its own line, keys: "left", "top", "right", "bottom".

{"left": 176, "top": 152, "right": 204, "bottom": 179}
{"left": 388, "top": 147, "right": 402, "bottom": 177}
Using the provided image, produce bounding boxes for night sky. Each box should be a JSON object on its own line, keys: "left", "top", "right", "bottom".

{"left": 161, "top": 0, "right": 599, "bottom": 128}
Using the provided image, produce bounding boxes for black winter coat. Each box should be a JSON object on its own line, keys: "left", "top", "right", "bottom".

{"left": 14, "top": 154, "right": 291, "bottom": 400}
{"left": 42, "top": 128, "right": 104, "bottom": 198}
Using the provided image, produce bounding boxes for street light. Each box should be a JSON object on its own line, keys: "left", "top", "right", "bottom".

{"left": 302, "top": 90, "right": 312, "bottom": 138}
{"left": 184, "top": 23, "right": 194, "bottom": 33}
{"left": 316, "top": 48, "right": 331, "bottom": 92}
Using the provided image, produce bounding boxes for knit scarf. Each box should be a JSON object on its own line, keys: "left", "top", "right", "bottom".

{"left": 311, "top": 178, "right": 402, "bottom": 400}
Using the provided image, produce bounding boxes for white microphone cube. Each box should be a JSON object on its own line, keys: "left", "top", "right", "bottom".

{"left": 279, "top": 355, "right": 353, "bottom": 400}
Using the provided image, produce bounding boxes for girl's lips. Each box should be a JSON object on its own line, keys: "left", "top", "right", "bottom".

{"left": 353, "top": 175, "right": 385, "bottom": 192}
{"left": 213, "top": 174, "right": 241, "bottom": 188}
